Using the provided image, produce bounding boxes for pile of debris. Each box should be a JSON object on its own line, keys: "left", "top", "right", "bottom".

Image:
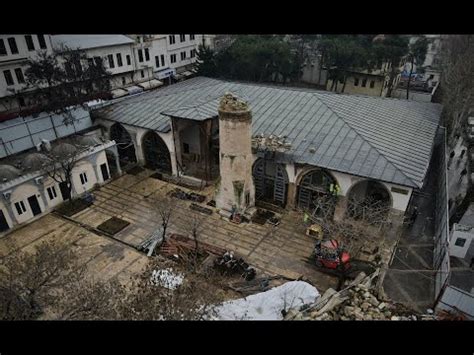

{"left": 284, "top": 270, "right": 435, "bottom": 321}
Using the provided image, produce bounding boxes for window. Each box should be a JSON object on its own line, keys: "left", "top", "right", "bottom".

{"left": 18, "top": 97, "right": 25, "bottom": 107}
{"left": 94, "top": 56, "right": 102, "bottom": 67}
{"left": 79, "top": 172, "right": 88, "bottom": 185}
{"left": 141, "top": 70, "right": 144, "bottom": 78}
{"left": 170, "top": 54, "right": 176, "bottom": 63}
{"left": 354, "top": 78, "right": 359, "bottom": 86}
{"left": 370, "top": 80, "right": 375, "bottom": 88}
{"left": 180, "top": 34, "right": 186, "bottom": 42}
{"left": 361, "top": 78, "right": 367, "bottom": 87}
{"left": 14, "top": 68, "right": 24, "bottom": 84}
{"left": 169, "top": 35, "right": 176, "bottom": 45}
{"left": 0, "top": 39, "right": 6, "bottom": 55}
{"left": 37, "top": 35, "right": 47, "bottom": 49}
{"left": 25, "top": 35, "right": 35, "bottom": 51}
{"left": 47, "top": 186, "right": 57, "bottom": 200}
{"left": 88, "top": 58, "right": 94, "bottom": 67}
{"left": 3, "top": 70, "right": 14, "bottom": 86}
{"left": 144, "top": 48, "right": 150, "bottom": 61}
{"left": 126, "top": 54, "right": 131, "bottom": 66}
{"left": 116, "top": 53, "right": 123, "bottom": 67}
{"left": 8, "top": 37, "right": 18, "bottom": 54}
{"left": 137, "top": 36, "right": 141, "bottom": 43}
{"left": 160, "top": 54, "right": 165, "bottom": 67}
{"left": 190, "top": 49, "right": 196, "bottom": 58}
{"left": 190, "top": 34, "right": 195, "bottom": 41}
{"left": 180, "top": 51, "right": 186, "bottom": 60}
{"left": 138, "top": 49, "right": 143, "bottom": 63}
{"left": 107, "top": 54, "right": 115, "bottom": 69}
{"left": 14, "top": 201, "right": 27, "bottom": 215}
{"left": 122, "top": 76, "right": 126, "bottom": 85}
{"left": 245, "top": 192, "right": 250, "bottom": 206}
{"left": 155, "top": 56, "right": 160, "bottom": 68}
{"left": 183, "top": 143, "right": 190, "bottom": 154}
{"left": 454, "top": 238, "right": 466, "bottom": 247}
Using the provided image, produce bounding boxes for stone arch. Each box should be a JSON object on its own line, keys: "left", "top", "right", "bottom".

{"left": 252, "top": 158, "right": 288, "bottom": 207}
{"left": 109, "top": 123, "right": 137, "bottom": 165}
{"left": 346, "top": 179, "right": 392, "bottom": 221}
{"left": 141, "top": 130, "right": 172, "bottom": 174}
{"left": 295, "top": 168, "right": 339, "bottom": 218}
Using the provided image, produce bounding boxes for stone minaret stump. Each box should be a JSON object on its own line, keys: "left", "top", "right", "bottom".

{"left": 215, "top": 93, "right": 255, "bottom": 214}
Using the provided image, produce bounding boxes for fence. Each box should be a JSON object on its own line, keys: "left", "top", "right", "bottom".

{"left": 0, "top": 107, "right": 92, "bottom": 159}
{"left": 433, "top": 127, "right": 450, "bottom": 298}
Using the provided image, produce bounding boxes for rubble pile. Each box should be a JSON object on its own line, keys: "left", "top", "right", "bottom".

{"left": 284, "top": 270, "right": 435, "bottom": 321}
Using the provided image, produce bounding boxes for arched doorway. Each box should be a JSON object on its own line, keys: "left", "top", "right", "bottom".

{"left": 142, "top": 131, "right": 172, "bottom": 174}
{"left": 252, "top": 158, "right": 288, "bottom": 207}
{"left": 297, "top": 169, "right": 338, "bottom": 219}
{"left": 110, "top": 123, "right": 137, "bottom": 165}
{"left": 346, "top": 180, "right": 392, "bottom": 221}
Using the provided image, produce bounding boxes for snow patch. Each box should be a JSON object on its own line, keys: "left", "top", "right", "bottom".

{"left": 151, "top": 268, "right": 184, "bottom": 290}
{"left": 212, "top": 281, "right": 319, "bottom": 320}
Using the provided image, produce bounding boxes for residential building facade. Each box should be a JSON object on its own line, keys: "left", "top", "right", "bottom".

{"left": 0, "top": 34, "right": 54, "bottom": 114}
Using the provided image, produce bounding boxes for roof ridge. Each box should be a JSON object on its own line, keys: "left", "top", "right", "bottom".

{"left": 313, "top": 93, "right": 419, "bottom": 188}
{"left": 94, "top": 77, "right": 223, "bottom": 111}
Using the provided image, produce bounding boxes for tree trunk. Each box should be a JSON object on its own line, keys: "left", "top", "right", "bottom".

{"left": 341, "top": 73, "right": 348, "bottom": 93}
{"left": 406, "top": 56, "right": 414, "bottom": 100}
{"left": 386, "top": 61, "right": 396, "bottom": 97}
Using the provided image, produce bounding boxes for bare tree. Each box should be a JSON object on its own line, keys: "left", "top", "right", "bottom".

{"left": 0, "top": 240, "right": 222, "bottom": 320}
{"left": 439, "top": 35, "right": 474, "bottom": 145}
{"left": 21, "top": 45, "right": 112, "bottom": 125}
{"left": 0, "top": 240, "right": 88, "bottom": 320}
{"left": 115, "top": 257, "right": 221, "bottom": 320}
{"left": 41, "top": 140, "right": 89, "bottom": 203}
{"left": 183, "top": 213, "right": 206, "bottom": 272}
{"left": 152, "top": 196, "right": 177, "bottom": 244}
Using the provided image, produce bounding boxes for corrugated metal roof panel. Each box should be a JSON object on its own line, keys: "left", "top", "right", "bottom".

{"left": 92, "top": 77, "right": 442, "bottom": 188}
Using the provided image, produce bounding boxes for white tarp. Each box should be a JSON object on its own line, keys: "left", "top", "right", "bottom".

{"left": 124, "top": 86, "right": 144, "bottom": 95}
{"left": 110, "top": 88, "right": 128, "bottom": 99}
{"left": 138, "top": 79, "right": 163, "bottom": 91}
{"left": 212, "top": 281, "right": 319, "bottom": 320}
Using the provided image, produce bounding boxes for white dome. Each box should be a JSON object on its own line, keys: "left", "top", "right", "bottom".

{"left": 23, "top": 153, "right": 51, "bottom": 171}
{"left": 0, "top": 164, "right": 22, "bottom": 181}
{"left": 51, "top": 143, "right": 78, "bottom": 157}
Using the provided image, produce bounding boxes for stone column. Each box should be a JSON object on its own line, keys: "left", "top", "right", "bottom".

{"left": 287, "top": 182, "right": 297, "bottom": 209}
{"left": 92, "top": 163, "right": 101, "bottom": 185}
{"left": 215, "top": 93, "right": 255, "bottom": 213}
{"left": 3, "top": 199, "right": 18, "bottom": 227}
{"left": 333, "top": 196, "right": 348, "bottom": 222}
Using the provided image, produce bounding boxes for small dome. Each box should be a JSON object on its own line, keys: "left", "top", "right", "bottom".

{"left": 77, "top": 135, "right": 102, "bottom": 147}
{"left": 23, "top": 153, "right": 50, "bottom": 171}
{"left": 0, "top": 164, "right": 22, "bottom": 181}
{"left": 51, "top": 143, "right": 78, "bottom": 157}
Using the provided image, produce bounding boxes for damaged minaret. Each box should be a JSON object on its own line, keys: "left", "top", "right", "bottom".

{"left": 215, "top": 92, "right": 255, "bottom": 214}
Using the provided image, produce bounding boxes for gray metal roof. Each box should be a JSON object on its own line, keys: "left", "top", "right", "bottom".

{"left": 51, "top": 35, "right": 134, "bottom": 51}
{"left": 92, "top": 77, "right": 442, "bottom": 188}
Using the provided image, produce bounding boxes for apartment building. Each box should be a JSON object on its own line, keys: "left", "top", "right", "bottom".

{"left": 128, "top": 34, "right": 210, "bottom": 82}
{"left": 0, "top": 34, "right": 54, "bottom": 113}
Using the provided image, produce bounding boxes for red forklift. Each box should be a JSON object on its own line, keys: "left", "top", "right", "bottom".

{"left": 312, "top": 239, "right": 351, "bottom": 271}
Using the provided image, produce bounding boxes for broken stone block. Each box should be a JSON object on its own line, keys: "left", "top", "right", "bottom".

{"left": 378, "top": 302, "right": 386, "bottom": 310}
{"left": 361, "top": 302, "right": 371, "bottom": 311}
{"left": 391, "top": 316, "right": 400, "bottom": 321}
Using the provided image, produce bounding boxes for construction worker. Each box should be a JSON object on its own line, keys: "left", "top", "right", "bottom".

{"left": 329, "top": 183, "right": 340, "bottom": 197}
{"left": 303, "top": 211, "right": 310, "bottom": 225}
